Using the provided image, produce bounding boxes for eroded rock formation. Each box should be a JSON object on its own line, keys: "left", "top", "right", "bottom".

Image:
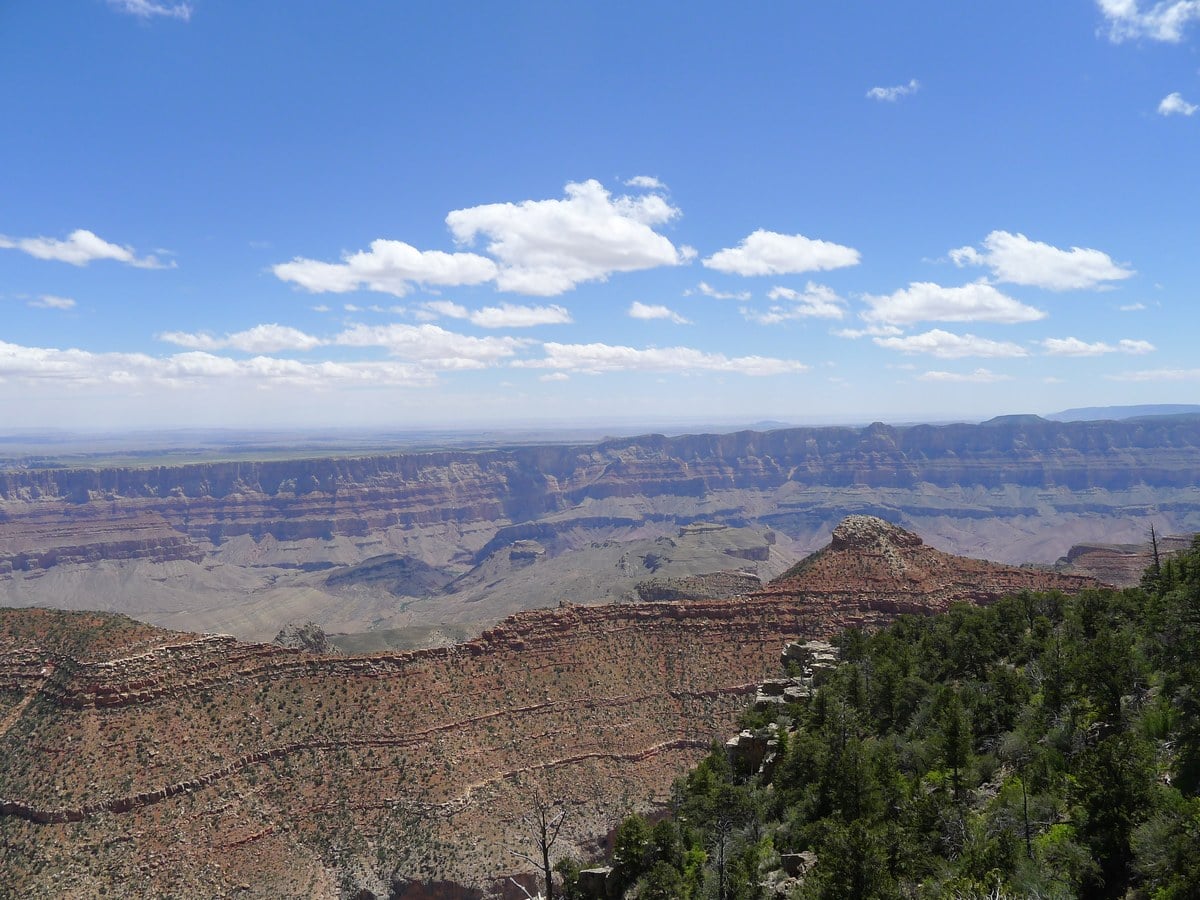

{"left": 759, "top": 514, "right": 1100, "bottom": 610}
{"left": 0, "top": 518, "right": 1104, "bottom": 898}
{"left": 1, "top": 418, "right": 1196, "bottom": 641}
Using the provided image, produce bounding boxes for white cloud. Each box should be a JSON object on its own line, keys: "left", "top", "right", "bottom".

{"left": 514, "top": 342, "right": 808, "bottom": 376}
{"left": 950, "top": 231, "right": 1133, "bottom": 291}
{"left": 862, "top": 281, "right": 1045, "bottom": 325}
{"left": 703, "top": 229, "right": 860, "bottom": 276}
{"left": 158, "top": 324, "right": 325, "bottom": 354}
{"left": 0, "top": 340, "right": 432, "bottom": 388}
{"left": 695, "top": 281, "right": 751, "bottom": 301}
{"left": 334, "top": 323, "right": 527, "bottom": 369}
{"left": 29, "top": 295, "right": 76, "bottom": 310}
{"left": 625, "top": 175, "right": 666, "bottom": 190}
{"left": 1097, "top": 0, "right": 1200, "bottom": 42}
{"left": 1158, "top": 91, "right": 1199, "bottom": 115}
{"left": 0, "top": 228, "right": 172, "bottom": 269}
{"left": 273, "top": 239, "right": 497, "bottom": 297}
{"left": 539, "top": 372, "right": 570, "bottom": 382}
{"left": 445, "top": 179, "right": 687, "bottom": 295}
{"left": 875, "top": 329, "right": 1028, "bottom": 358}
{"left": 107, "top": 0, "right": 192, "bottom": 21}
{"left": 1041, "top": 336, "right": 1156, "bottom": 356}
{"left": 628, "top": 301, "right": 690, "bottom": 324}
{"left": 834, "top": 323, "right": 904, "bottom": 339}
{"left": 1108, "top": 368, "right": 1200, "bottom": 381}
{"left": 416, "top": 300, "right": 571, "bottom": 328}
{"left": 917, "top": 368, "right": 1012, "bottom": 383}
{"left": 470, "top": 303, "right": 573, "bottom": 328}
{"left": 743, "top": 283, "right": 846, "bottom": 323}
{"left": 418, "top": 300, "right": 470, "bottom": 320}
{"left": 1119, "top": 302, "right": 1146, "bottom": 311}
{"left": 866, "top": 78, "right": 920, "bottom": 101}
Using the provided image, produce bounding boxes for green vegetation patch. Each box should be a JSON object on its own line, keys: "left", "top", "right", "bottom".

{"left": 562, "top": 537, "right": 1200, "bottom": 899}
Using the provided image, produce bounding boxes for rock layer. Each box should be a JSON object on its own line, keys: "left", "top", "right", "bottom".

{"left": 761, "top": 514, "right": 1101, "bottom": 610}
{"left": 3, "top": 415, "right": 1200, "bottom": 568}
{"left": 0, "top": 519, "right": 1103, "bottom": 898}
{"left": 1, "top": 418, "right": 1198, "bottom": 640}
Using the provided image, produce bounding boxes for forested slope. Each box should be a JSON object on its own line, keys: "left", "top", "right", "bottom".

{"left": 572, "top": 539, "right": 1200, "bottom": 899}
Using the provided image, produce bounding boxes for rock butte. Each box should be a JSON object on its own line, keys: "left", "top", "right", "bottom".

{"left": 0, "top": 517, "right": 1102, "bottom": 898}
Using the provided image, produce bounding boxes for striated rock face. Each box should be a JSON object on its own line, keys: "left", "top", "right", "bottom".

{"left": 1, "top": 418, "right": 1198, "bottom": 641}
{"left": 0, "top": 518, "right": 1102, "bottom": 898}
{"left": 762, "top": 515, "right": 1103, "bottom": 612}
{"left": 2, "top": 416, "right": 1200, "bottom": 570}
{"left": 1058, "top": 534, "right": 1195, "bottom": 587}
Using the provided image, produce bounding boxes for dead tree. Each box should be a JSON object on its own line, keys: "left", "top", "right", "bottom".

{"left": 509, "top": 786, "right": 568, "bottom": 900}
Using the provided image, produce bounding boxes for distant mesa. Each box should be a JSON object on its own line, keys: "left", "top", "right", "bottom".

{"left": 980, "top": 414, "right": 1049, "bottom": 427}
{"left": 1046, "top": 404, "right": 1200, "bottom": 422}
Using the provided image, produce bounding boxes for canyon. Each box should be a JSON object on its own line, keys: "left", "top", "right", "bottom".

{"left": 0, "top": 517, "right": 1101, "bottom": 899}
{"left": 1, "top": 415, "right": 1198, "bottom": 644}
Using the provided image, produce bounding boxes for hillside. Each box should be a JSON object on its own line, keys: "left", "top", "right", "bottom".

{"left": 0, "top": 518, "right": 1100, "bottom": 898}
{"left": 1, "top": 418, "right": 1197, "bottom": 643}
{"left": 575, "top": 537, "right": 1200, "bottom": 900}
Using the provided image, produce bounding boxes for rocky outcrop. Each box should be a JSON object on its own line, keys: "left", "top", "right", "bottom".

{"left": 1058, "top": 533, "right": 1195, "bottom": 587}
{"left": 760, "top": 515, "right": 1103, "bottom": 611}
{"left": 635, "top": 571, "right": 762, "bottom": 602}
{"left": 0, "top": 518, "right": 1102, "bottom": 898}
{"left": 3, "top": 417, "right": 1200, "bottom": 576}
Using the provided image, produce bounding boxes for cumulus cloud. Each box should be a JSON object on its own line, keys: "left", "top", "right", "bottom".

{"left": 628, "top": 301, "right": 690, "bottom": 324}
{"left": 1159, "top": 91, "right": 1199, "bottom": 115}
{"left": 1096, "top": 0, "right": 1200, "bottom": 42}
{"left": 469, "top": 303, "right": 573, "bottom": 328}
{"left": 833, "top": 323, "right": 904, "bottom": 339}
{"left": 862, "top": 281, "right": 1045, "bottom": 325}
{"left": 625, "top": 175, "right": 667, "bottom": 190}
{"left": 741, "top": 283, "right": 847, "bottom": 323}
{"left": 28, "top": 295, "right": 76, "bottom": 310}
{"left": 158, "top": 324, "right": 325, "bottom": 354}
{"left": 0, "top": 340, "right": 432, "bottom": 388}
{"left": 875, "top": 329, "right": 1028, "bottom": 358}
{"left": 917, "top": 368, "right": 1012, "bottom": 383}
{"left": 0, "top": 228, "right": 172, "bottom": 269}
{"left": 415, "top": 300, "right": 470, "bottom": 321}
{"left": 107, "top": 0, "right": 192, "bottom": 20}
{"left": 416, "top": 300, "right": 571, "bottom": 327}
{"left": 446, "top": 179, "right": 688, "bottom": 295}
{"left": 514, "top": 342, "right": 808, "bottom": 376}
{"left": 333, "top": 323, "right": 527, "bottom": 369}
{"left": 950, "top": 231, "right": 1133, "bottom": 291}
{"left": 867, "top": 78, "right": 920, "bottom": 101}
{"left": 1041, "top": 336, "right": 1156, "bottom": 356}
{"left": 695, "top": 281, "right": 751, "bottom": 301}
{"left": 273, "top": 240, "right": 497, "bottom": 297}
{"left": 703, "top": 229, "right": 860, "bottom": 276}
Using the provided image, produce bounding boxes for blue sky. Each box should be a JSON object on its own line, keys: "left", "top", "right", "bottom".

{"left": 1, "top": 1, "right": 1197, "bottom": 430}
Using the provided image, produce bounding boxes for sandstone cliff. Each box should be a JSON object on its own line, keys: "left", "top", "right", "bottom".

{"left": 1, "top": 417, "right": 1196, "bottom": 640}
{"left": 0, "top": 519, "right": 1103, "bottom": 898}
